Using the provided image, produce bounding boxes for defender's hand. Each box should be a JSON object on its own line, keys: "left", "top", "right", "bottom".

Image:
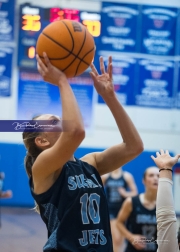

{"left": 151, "top": 149, "right": 180, "bottom": 170}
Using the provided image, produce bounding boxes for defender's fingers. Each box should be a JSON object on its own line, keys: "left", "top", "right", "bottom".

{"left": 175, "top": 154, "right": 180, "bottom": 160}
{"left": 160, "top": 149, "right": 165, "bottom": 155}
{"left": 156, "top": 151, "right": 160, "bottom": 157}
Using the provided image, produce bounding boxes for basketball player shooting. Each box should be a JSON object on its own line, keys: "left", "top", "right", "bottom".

{"left": 23, "top": 52, "right": 143, "bottom": 252}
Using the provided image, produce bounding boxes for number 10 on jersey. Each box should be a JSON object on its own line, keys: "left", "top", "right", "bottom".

{"left": 80, "top": 193, "right": 100, "bottom": 224}
{"left": 79, "top": 193, "right": 107, "bottom": 246}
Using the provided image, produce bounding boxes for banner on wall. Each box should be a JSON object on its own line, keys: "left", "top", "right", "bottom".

{"left": 0, "top": 0, "right": 15, "bottom": 42}
{"left": 0, "top": 47, "right": 13, "bottom": 96}
{"left": 96, "top": 51, "right": 137, "bottom": 105}
{"left": 141, "top": 6, "right": 178, "bottom": 55}
{"left": 17, "top": 71, "right": 96, "bottom": 133}
{"left": 101, "top": 2, "right": 139, "bottom": 52}
{"left": 135, "top": 59, "right": 175, "bottom": 108}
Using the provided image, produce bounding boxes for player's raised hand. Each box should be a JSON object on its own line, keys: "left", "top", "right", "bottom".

{"left": 118, "top": 187, "right": 128, "bottom": 198}
{"left": 151, "top": 149, "right": 180, "bottom": 169}
{"left": 36, "top": 52, "right": 67, "bottom": 86}
{"left": 90, "top": 56, "right": 114, "bottom": 97}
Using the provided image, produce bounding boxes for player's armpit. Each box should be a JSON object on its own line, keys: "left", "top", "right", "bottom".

{"left": 81, "top": 143, "right": 142, "bottom": 176}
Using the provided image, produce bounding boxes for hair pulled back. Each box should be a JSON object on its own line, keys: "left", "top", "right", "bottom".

{"left": 22, "top": 116, "right": 43, "bottom": 213}
{"left": 23, "top": 131, "right": 42, "bottom": 177}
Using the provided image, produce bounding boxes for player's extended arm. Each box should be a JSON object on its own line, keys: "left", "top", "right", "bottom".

{"left": 116, "top": 197, "right": 146, "bottom": 250}
{"left": 33, "top": 54, "right": 85, "bottom": 182}
{"left": 151, "top": 150, "right": 180, "bottom": 252}
{"left": 81, "top": 56, "right": 143, "bottom": 175}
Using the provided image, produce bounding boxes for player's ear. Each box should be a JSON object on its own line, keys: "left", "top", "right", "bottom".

{"left": 35, "top": 136, "right": 50, "bottom": 148}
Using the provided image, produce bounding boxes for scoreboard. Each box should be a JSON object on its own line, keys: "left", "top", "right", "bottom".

{"left": 18, "top": 4, "right": 101, "bottom": 69}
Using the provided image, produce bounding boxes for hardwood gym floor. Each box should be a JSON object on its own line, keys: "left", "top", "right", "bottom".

{"left": 0, "top": 207, "right": 46, "bottom": 252}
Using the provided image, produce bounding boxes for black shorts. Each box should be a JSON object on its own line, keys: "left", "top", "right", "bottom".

{"left": 109, "top": 208, "right": 119, "bottom": 220}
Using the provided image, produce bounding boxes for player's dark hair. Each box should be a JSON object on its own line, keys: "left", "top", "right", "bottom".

{"left": 23, "top": 132, "right": 42, "bottom": 177}
{"left": 22, "top": 115, "right": 42, "bottom": 213}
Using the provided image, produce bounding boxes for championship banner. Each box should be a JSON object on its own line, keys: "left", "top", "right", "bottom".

{"left": 101, "top": 2, "right": 139, "bottom": 52}
{"left": 17, "top": 71, "right": 96, "bottom": 133}
{"left": 135, "top": 59, "right": 175, "bottom": 108}
{"left": 0, "top": 0, "right": 15, "bottom": 42}
{"left": 96, "top": 51, "right": 137, "bottom": 105}
{"left": 141, "top": 6, "right": 178, "bottom": 55}
{"left": 0, "top": 47, "right": 13, "bottom": 96}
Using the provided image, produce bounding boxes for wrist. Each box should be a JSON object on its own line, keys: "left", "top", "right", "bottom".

{"left": 127, "top": 233, "right": 134, "bottom": 242}
{"left": 159, "top": 168, "right": 173, "bottom": 179}
{"left": 58, "top": 76, "right": 69, "bottom": 87}
{"left": 101, "top": 91, "right": 116, "bottom": 102}
{"left": 159, "top": 166, "right": 173, "bottom": 170}
{"left": 159, "top": 168, "right": 173, "bottom": 173}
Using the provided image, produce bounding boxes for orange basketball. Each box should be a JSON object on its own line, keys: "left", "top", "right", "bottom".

{"left": 36, "top": 20, "right": 95, "bottom": 78}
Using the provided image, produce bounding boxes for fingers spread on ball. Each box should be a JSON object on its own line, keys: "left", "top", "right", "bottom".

{"left": 36, "top": 54, "right": 47, "bottom": 72}
{"left": 43, "top": 52, "right": 51, "bottom": 67}
{"left": 37, "top": 63, "right": 42, "bottom": 74}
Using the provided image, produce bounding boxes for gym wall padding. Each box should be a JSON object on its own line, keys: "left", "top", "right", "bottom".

{"left": 0, "top": 143, "right": 163, "bottom": 207}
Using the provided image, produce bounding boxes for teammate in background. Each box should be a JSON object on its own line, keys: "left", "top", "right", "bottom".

{"left": 151, "top": 149, "right": 180, "bottom": 252}
{"left": 102, "top": 167, "right": 138, "bottom": 252}
{"left": 23, "top": 53, "right": 143, "bottom": 252}
{"left": 0, "top": 172, "right": 12, "bottom": 199}
{"left": 116, "top": 166, "right": 159, "bottom": 252}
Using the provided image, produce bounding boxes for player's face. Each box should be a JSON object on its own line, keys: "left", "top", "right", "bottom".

{"left": 143, "top": 168, "right": 159, "bottom": 191}
{"left": 37, "top": 114, "right": 62, "bottom": 146}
